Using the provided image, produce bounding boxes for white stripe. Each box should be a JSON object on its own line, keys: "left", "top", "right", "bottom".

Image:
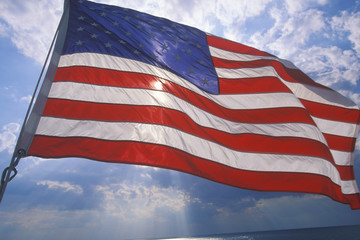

{"left": 312, "top": 117, "right": 358, "bottom": 138}
{"left": 330, "top": 149, "right": 353, "bottom": 166}
{"left": 35, "top": 117, "right": 358, "bottom": 195}
{"left": 48, "top": 81, "right": 298, "bottom": 110}
{"left": 216, "top": 66, "right": 276, "bottom": 79}
{"left": 215, "top": 66, "right": 359, "bottom": 110}
{"left": 58, "top": 53, "right": 305, "bottom": 110}
{"left": 209, "top": 46, "right": 279, "bottom": 62}
{"left": 48, "top": 81, "right": 327, "bottom": 143}
{"left": 209, "top": 46, "right": 298, "bottom": 69}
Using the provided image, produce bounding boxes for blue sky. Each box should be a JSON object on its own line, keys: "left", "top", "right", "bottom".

{"left": 1, "top": 0, "right": 360, "bottom": 239}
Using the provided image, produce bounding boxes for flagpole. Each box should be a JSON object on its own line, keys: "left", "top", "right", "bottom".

{"left": 0, "top": 0, "right": 70, "bottom": 204}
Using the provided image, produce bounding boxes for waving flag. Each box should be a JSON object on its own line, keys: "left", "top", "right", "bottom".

{"left": 16, "top": 0, "right": 360, "bottom": 209}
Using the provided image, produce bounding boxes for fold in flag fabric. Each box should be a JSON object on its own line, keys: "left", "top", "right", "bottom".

{"left": 17, "top": 0, "right": 360, "bottom": 209}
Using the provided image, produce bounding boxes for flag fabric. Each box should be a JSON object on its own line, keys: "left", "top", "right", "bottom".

{"left": 18, "top": 0, "right": 360, "bottom": 209}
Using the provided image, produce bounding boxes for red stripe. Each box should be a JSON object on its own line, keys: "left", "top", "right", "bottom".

{"left": 219, "top": 76, "right": 291, "bottom": 94}
{"left": 300, "top": 99, "right": 360, "bottom": 124}
{"left": 337, "top": 165, "right": 355, "bottom": 180}
{"left": 54, "top": 66, "right": 315, "bottom": 124}
{"left": 28, "top": 136, "right": 360, "bottom": 209}
{"left": 323, "top": 133, "right": 357, "bottom": 152}
{"left": 42, "top": 98, "right": 335, "bottom": 163}
{"left": 207, "top": 34, "right": 273, "bottom": 57}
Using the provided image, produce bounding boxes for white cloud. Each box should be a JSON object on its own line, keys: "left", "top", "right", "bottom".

{"left": 19, "top": 94, "right": 32, "bottom": 103}
{"left": 295, "top": 46, "right": 360, "bottom": 87}
{"left": 0, "top": 0, "right": 63, "bottom": 64}
{"left": 332, "top": 11, "right": 360, "bottom": 55}
{"left": 249, "top": 195, "right": 325, "bottom": 211}
{"left": 285, "top": 0, "right": 328, "bottom": 14}
{"left": 214, "top": 0, "right": 272, "bottom": 41}
{"left": 95, "top": 183, "right": 191, "bottom": 220}
{"left": 37, "top": 180, "right": 84, "bottom": 195}
{"left": 250, "top": 8, "right": 326, "bottom": 58}
{"left": 214, "top": 0, "right": 272, "bottom": 26}
{"left": 0, "top": 21, "right": 9, "bottom": 37}
{"left": 0, "top": 122, "right": 20, "bottom": 154}
{"left": 140, "top": 173, "right": 152, "bottom": 179}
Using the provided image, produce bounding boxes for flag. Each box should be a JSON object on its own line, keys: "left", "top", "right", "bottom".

{"left": 17, "top": 0, "right": 360, "bottom": 209}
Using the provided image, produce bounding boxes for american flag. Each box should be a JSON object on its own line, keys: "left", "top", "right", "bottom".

{"left": 18, "top": 0, "right": 360, "bottom": 208}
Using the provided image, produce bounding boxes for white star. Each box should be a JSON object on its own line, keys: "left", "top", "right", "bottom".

{"left": 113, "top": 21, "right": 119, "bottom": 26}
{"left": 105, "top": 42, "right": 112, "bottom": 48}
{"left": 76, "top": 40, "right": 84, "bottom": 45}
{"left": 78, "top": 16, "right": 85, "bottom": 21}
{"left": 77, "top": 27, "right": 84, "bottom": 32}
{"left": 91, "top": 22, "right": 99, "bottom": 27}
{"left": 105, "top": 30, "right": 112, "bottom": 34}
{"left": 100, "top": 12, "right": 106, "bottom": 17}
{"left": 119, "top": 40, "right": 126, "bottom": 44}
{"left": 90, "top": 33, "right": 97, "bottom": 38}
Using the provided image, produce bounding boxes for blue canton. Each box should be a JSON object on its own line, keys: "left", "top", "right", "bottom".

{"left": 62, "top": 0, "right": 219, "bottom": 94}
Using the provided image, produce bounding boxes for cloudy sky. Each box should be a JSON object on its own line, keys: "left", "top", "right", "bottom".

{"left": 1, "top": 0, "right": 360, "bottom": 239}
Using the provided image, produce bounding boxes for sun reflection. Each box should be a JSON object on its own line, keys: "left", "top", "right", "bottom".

{"left": 154, "top": 80, "right": 163, "bottom": 90}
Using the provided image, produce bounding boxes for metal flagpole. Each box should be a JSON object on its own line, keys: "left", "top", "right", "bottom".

{"left": 0, "top": 0, "right": 70, "bottom": 204}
